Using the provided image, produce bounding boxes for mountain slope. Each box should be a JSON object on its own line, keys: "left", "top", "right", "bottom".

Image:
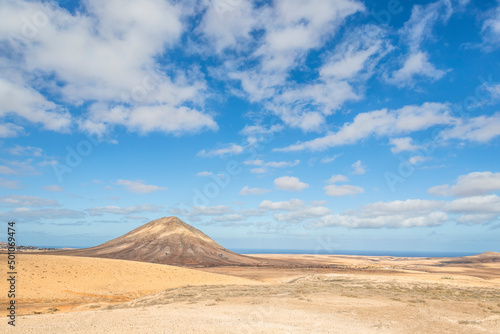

{"left": 58, "top": 216, "right": 265, "bottom": 266}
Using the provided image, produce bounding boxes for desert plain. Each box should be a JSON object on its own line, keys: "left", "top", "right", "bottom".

{"left": 1, "top": 251, "right": 500, "bottom": 333}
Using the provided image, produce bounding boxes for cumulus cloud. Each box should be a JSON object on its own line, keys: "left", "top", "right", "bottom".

{"left": 43, "top": 185, "right": 64, "bottom": 192}
{"left": 239, "top": 186, "right": 271, "bottom": 196}
{"left": 0, "top": 208, "right": 85, "bottom": 221}
{"left": 326, "top": 175, "right": 349, "bottom": 184}
{"left": 197, "top": 143, "right": 245, "bottom": 157}
{"left": 211, "top": 214, "right": 245, "bottom": 222}
{"left": 351, "top": 160, "right": 366, "bottom": 175}
{"left": 8, "top": 145, "right": 43, "bottom": 157}
{"left": 259, "top": 199, "right": 331, "bottom": 223}
{"left": 324, "top": 174, "right": 364, "bottom": 197}
{"left": 313, "top": 199, "right": 447, "bottom": 228}
{"left": 428, "top": 172, "right": 500, "bottom": 197}
{"left": 0, "top": 123, "right": 24, "bottom": 138}
{"left": 321, "top": 154, "right": 342, "bottom": 164}
{"left": 259, "top": 199, "right": 305, "bottom": 211}
{"left": 0, "top": 0, "right": 217, "bottom": 136}
{"left": 480, "top": 2, "right": 500, "bottom": 51}
{"left": 324, "top": 184, "right": 364, "bottom": 197}
{"left": 244, "top": 159, "right": 300, "bottom": 173}
{"left": 199, "top": 0, "right": 367, "bottom": 131}
{"left": 116, "top": 179, "right": 167, "bottom": 194}
{"left": 276, "top": 102, "right": 452, "bottom": 152}
{"left": 387, "top": 51, "right": 446, "bottom": 87}
{"left": 0, "top": 178, "right": 19, "bottom": 189}
{"left": 274, "top": 176, "right": 309, "bottom": 191}
{"left": 87, "top": 204, "right": 163, "bottom": 216}
{"left": 0, "top": 195, "right": 59, "bottom": 207}
{"left": 240, "top": 123, "right": 284, "bottom": 145}
{"left": 408, "top": 155, "right": 430, "bottom": 165}
{"left": 273, "top": 206, "right": 331, "bottom": 223}
{"left": 389, "top": 137, "right": 420, "bottom": 153}
{"left": 386, "top": 0, "right": 455, "bottom": 87}
{"left": 196, "top": 171, "right": 213, "bottom": 177}
{"left": 0, "top": 166, "right": 16, "bottom": 175}
{"left": 438, "top": 113, "right": 500, "bottom": 143}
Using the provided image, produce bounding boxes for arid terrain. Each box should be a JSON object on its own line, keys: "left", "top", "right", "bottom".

{"left": 1, "top": 217, "right": 499, "bottom": 333}
{"left": 1, "top": 252, "right": 500, "bottom": 333}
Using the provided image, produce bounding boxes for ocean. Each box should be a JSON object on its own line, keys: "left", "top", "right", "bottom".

{"left": 231, "top": 249, "right": 478, "bottom": 258}
{"left": 31, "top": 246, "right": 479, "bottom": 258}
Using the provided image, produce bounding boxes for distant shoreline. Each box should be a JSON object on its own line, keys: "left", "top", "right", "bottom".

{"left": 235, "top": 249, "right": 480, "bottom": 258}
{"left": 3, "top": 244, "right": 484, "bottom": 258}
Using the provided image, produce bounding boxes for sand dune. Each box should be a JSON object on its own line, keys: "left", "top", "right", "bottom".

{"left": 0, "top": 253, "right": 264, "bottom": 316}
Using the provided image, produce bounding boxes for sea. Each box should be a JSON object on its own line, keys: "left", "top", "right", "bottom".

{"left": 231, "top": 249, "right": 478, "bottom": 258}
{"left": 33, "top": 246, "right": 479, "bottom": 258}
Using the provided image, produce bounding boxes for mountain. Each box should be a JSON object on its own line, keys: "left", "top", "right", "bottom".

{"left": 57, "top": 216, "right": 265, "bottom": 267}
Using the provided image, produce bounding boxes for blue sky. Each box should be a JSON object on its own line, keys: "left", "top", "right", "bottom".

{"left": 1, "top": 0, "right": 500, "bottom": 253}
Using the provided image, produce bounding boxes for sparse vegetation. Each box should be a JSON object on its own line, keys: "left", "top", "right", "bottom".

{"left": 458, "top": 320, "right": 481, "bottom": 325}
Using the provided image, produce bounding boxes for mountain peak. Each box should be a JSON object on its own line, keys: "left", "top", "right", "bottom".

{"left": 58, "top": 216, "right": 263, "bottom": 267}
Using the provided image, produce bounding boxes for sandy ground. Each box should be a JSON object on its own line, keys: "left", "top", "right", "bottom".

{"left": 0, "top": 254, "right": 263, "bottom": 315}
{"left": 1, "top": 253, "right": 500, "bottom": 333}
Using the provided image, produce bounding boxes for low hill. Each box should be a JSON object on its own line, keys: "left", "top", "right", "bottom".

{"left": 56, "top": 216, "right": 266, "bottom": 267}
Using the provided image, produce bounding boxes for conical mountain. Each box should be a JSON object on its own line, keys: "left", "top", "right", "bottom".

{"left": 59, "top": 216, "right": 264, "bottom": 266}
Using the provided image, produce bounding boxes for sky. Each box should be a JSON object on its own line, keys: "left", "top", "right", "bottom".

{"left": 0, "top": 0, "right": 500, "bottom": 253}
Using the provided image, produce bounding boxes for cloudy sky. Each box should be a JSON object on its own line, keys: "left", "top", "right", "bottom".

{"left": 1, "top": 0, "right": 499, "bottom": 252}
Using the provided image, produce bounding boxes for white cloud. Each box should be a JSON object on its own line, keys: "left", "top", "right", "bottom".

{"left": 428, "top": 171, "right": 500, "bottom": 197}
{"left": 1, "top": 160, "right": 39, "bottom": 175}
{"left": 438, "top": 113, "right": 500, "bottom": 143}
{"left": 87, "top": 204, "right": 162, "bottom": 216}
{"left": 116, "top": 179, "right": 167, "bottom": 194}
{"left": 239, "top": 186, "right": 271, "bottom": 196}
{"left": 387, "top": 0, "right": 456, "bottom": 86}
{"left": 389, "top": 137, "right": 420, "bottom": 153}
{"left": 211, "top": 214, "right": 245, "bottom": 223}
{"left": 387, "top": 51, "right": 446, "bottom": 87}
{"left": 274, "top": 206, "right": 331, "bottom": 223}
{"left": 240, "top": 123, "right": 284, "bottom": 145}
{"left": 481, "top": 2, "right": 500, "bottom": 51}
{"left": 8, "top": 145, "right": 43, "bottom": 157}
{"left": 80, "top": 104, "right": 217, "bottom": 137}
{"left": 351, "top": 160, "right": 366, "bottom": 175}
{"left": 318, "top": 211, "right": 448, "bottom": 228}
{"left": 0, "top": 166, "right": 16, "bottom": 174}
{"left": 408, "top": 155, "right": 430, "bottom": 165}
{"left": 400, "top": 0, "right": 453, "bottom": 52}
{"left": 321, "top": 153, "right": 342, "bottom": 164}
{"left": 0, "top": 208, "right": 85, "bottom": 221}
{"left": 276, "top": 102, "right": 452, "bottom": 152}
{"left": 43, "top": 185, "right": 63, "bottom": 192}
{"left": 0, "top": 123, "right": 23, "bottom": 138}
{"left": 274, "top": 176, "right": 309, "bottom": 191}
{"left": 258, "top": 198, "right": 330, "bottom": 223}
{"left": 326, "top": 174, "right": 349, "bottom": 184}
{"left": 196, "top": 171, "right": 213, "bottom": 177}
{"left": 314, "top": 199, "right": 447, "bottom": 228}
{"left": 0, "top": 78, "right": 72, "bottom": 133}
{"left": 324, "top": 184, "right": 364, "bottom": 197}
{"left": 191, "top": 205, "right": 233, "bottom": 216}
{"left": 259, "top": 199, "right": 305, "bottom": 211}
{"left": 197, "top": 143, "right": 245, "bottom": 157}
{"left": 0, "top": 195, "right": 59, "bottom": 207}
{"left": 244, "top": 159, "right": 300, "bottom": 173}
{"left": 0, "top": 178, "right": 19, "bottom": 189}
{"left": 444, "top": 194, "right": 500, "bottom": 213}
{"left": 250, "top": 167, "right": 268, "bottom": 174}
{"left": 0, "top": 0, "right": 217, "bottom": 136}
{"left": 200, "top": 0, "right": 365, "bottom": 131}
{"left": 268, "top": 24, "right": 391, "bottom": 132}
